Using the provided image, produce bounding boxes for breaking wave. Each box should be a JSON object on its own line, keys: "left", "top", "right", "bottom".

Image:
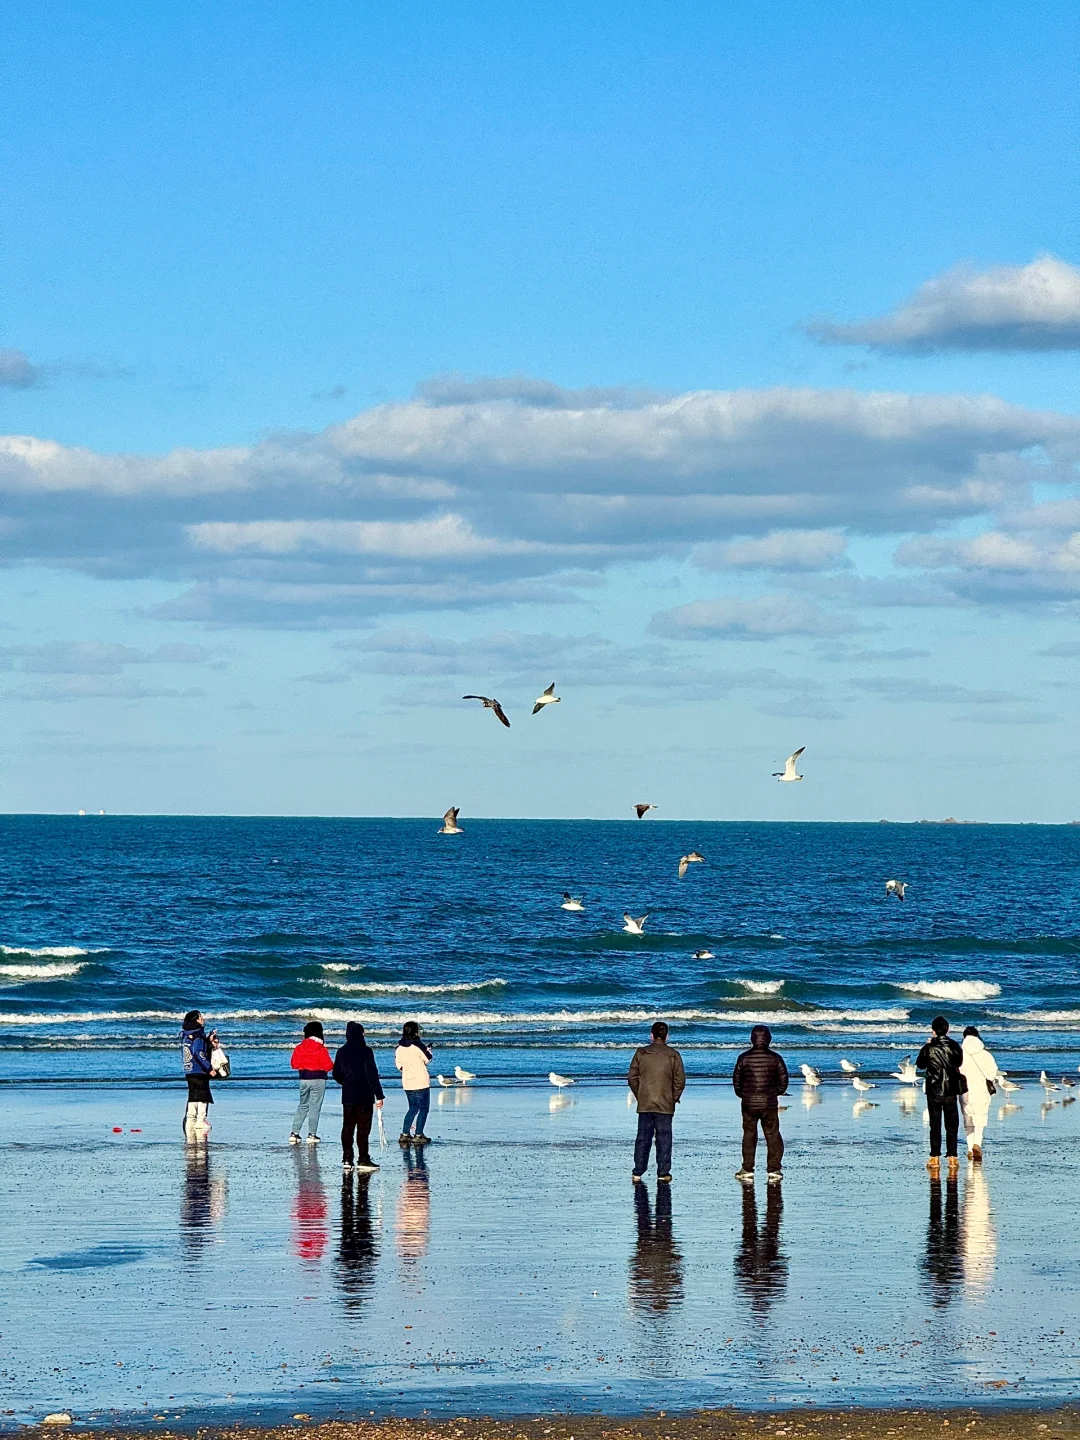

{"left": 0, "top": 963, "right": 86, "bottom": 981}
{"left": 734, "top": 979, "right": 785, "bottom": 995}
{"left": 896, "top": 981, "right": 1002, "bottom": 1001}
{"left": 0, "top": 945, "right": 101, "bottom": 958}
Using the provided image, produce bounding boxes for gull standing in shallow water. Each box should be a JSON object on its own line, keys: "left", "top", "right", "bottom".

{"left": 840, "top": 1058, "right": 860, "bottom": 1074}
{"left": 436, "top": 1074, "right": 460, "bottom": 1087}
{"left": 852, "top": 1075, "right": 876, "bottom": 1094}
{"left": 634, "top": 803, "right": 657, "bottom": 819}
{"left": 454, "top": 1065, "right": 476, "bottom": 1084}
{"left": 678, "top": 851, "right": 705, "bottom": 878}
{"left": 549, "top": 1072, "right": 575, "bottom": 1089}
{"left": 1039, "top": 1071, "right": 1060, "bottom": 1092}
{"left": 462, "top": 694, "right": 511, "bottom": 727}
{"left": 800, "top": 1063, "right": 821, "bottom": 1087}
{"left": 622, "top": 913, "right": 649, "bottom": 936}
{"left": 885, "top": 879, "right": 908, "bottom": 900}
{"left": 532, "top": 683, "right": 560, "bottom": 715}
{"left": 438, "top": 807, "right": 463, "bottom": 835}
{"left": 773, "top": 747, "right": 805, "bottom": 782}
{"left": 560, "top": 893, "right": 585, "bottom": 912}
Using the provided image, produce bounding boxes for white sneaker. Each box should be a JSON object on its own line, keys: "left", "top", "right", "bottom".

{"left": 767, "top": 1170, "right": 783, "bottom": 1183}
{"left": 289, "top": 1133, "right": 301, "bottom": 1145}
{"left": 734, "top": 1169, "right": 754, "bottom": 1181}
{"left": 342, "top": 1161, "right": 354, "bottom": 1171}
{"left": 306, "top": 1134, "right": 320, "bottom": 1144}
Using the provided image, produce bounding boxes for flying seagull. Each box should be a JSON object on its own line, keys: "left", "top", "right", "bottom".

{"left": 840, "top": 1058, "right": 860, "bottom": 1074}
{"left": 454, "top": 1065, "right": 476, "bottom": 1084}
{"left": 800, "top": 1063, "right": 821, "bottom": 1087}
{"left": 773, "top": 747, "right": 805, "bottom": 783}
{"left": 463, "top": 695, "right": 511, "bottom": 728}
{"left": 622, "top": 913, "right": 648, "bottom": 936}
{"left": 634, "top": 803, "right": 657, "bottom": 819}
{"left": 891, "top": 1057, "right": 919, "bottom": 1084}
{"left": 678, "top": 851, "right": 705, "bottom": 878}
{"left": 885, "top": 879, "right": 907, "bottom": 900}
{"left": 560, "top": 893, "right": 585, "bottom": 912}
{"left": 693, "top": 949, "right": 714, "bottom": 960}
{"left": 438, "top": 807, "right": 463, "bottom": 835}
{"left": 852, "top": 1076, "right": 876, "bottom": 1094}
{"left": 532, "top": 683, "right": 561, "bottom": 715}
{"left": 549, "top": 1072, "right": 575, "bottom": 1089}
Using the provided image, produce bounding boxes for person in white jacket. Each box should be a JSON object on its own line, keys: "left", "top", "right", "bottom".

{"left": 395, "top": 1020, "right": 433, "bottom": 1146}
{"left": 959, "top": 1025, "right": 999, "bottom": 1162}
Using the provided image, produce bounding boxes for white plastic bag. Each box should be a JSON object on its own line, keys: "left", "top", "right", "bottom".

{"left": 210, "top": 1044, "right": 230, "bottom": 1078}
{"left": 376, "top": 1107, "right": 387, "bottom": 1148}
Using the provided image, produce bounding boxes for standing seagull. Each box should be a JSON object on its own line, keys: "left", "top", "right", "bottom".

{"left": 1039, "top": 1071, "right": 1060, "bottom": 1092}
{"left": 549, "top": 1072, "right": 575, "bottom": 1089}
{"left": 800, "top": 1063, "right": 822, "bottom": 1087}
{"left": 885, "top": 879, "right": 908, "bottom": 900}
{"left": 454, "top": 1065, "right": 476, "bottom": 1084}
{"left": 560, "top": 893, "right": 585, "bottom": 912}
{"left": 622, "top": 913, "right": 649, "bottom": 936}
{"left": 678, "top": 851, "right": 705, "bottom": 878}
{"left": 462, "top": 695, "right": 511, "bottom": 728}
{"left": 438, "top": 807, "right": 463, "bottom": 835}
{"left": 852, "top": 1076, "right": 876, "bottom": 1094}
{"left": 840, "top": 1058, "right": 860, "bottom": 1074}
{"left": 634, "top": 803, "right": 657, "bottom": 819}
{"left": 773, "top": 747, "right": 805, "bottom": 782}
{"left": 532, "top": 683, "right": 561, "bottom": 715}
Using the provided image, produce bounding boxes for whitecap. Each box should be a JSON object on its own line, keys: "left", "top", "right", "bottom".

{"left": 320, "top": 963, "right": 365, "bottom": 973}
{"left": 993, "top": 1009, "right": 1080, "bottom": 1024}
{"left": 0, "top": 945, "right": 101, "bottom": 959}
{"left": 734, "top": 979, "right": 785, "bottom": 995}
{"left": 0, "top": 963, "right": 86, "bottom": 981}
{"left": 327, "top": 979, "right": 508, "bottom": 996}
{"left": 896, "top": 981, "right": 1001, "bottom": 1001}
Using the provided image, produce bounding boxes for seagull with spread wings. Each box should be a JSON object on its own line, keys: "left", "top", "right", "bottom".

{"left": 532, "top": 682, "right": 561, "bottom": 715}
{"left": 634, "top": 803, "right": 657, "bottom": 819}
{"left": 463, "top": 695, "right": 511, "bottom": 727}
{"left": 438, "top": 807, "right": 463, "bottom": 835}
{"left": 678, "top": 851, "right": 704, "bottom": 878}
{"left": 773, "top": 747, "right": 805, "bottom": 782}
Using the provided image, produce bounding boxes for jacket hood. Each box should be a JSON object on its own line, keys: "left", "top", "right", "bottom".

{"left": 345, "top": 1022, "right": 364, "bottom": 1044}
{"left": 962, "top": 1034, "right": 985, "bottom": 1053}
{"left": 750, "top": 1024, "right": 772, "bottom": 1049}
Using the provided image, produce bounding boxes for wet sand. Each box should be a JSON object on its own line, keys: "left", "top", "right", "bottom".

{"left": 3, "top": 1080, "right": 1080, "bottom": 1429}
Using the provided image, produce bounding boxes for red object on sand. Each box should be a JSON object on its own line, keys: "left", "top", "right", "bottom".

{"left": 130, "top": 1128, "right": 142, "bottom": 1133}
{"left": 112, "top": 1126, "right": 123, "bottom": 1132}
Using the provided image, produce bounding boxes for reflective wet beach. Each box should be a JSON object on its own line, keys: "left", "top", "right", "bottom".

{"left": 2, "top": 1079, "right": 1080, "bottom": 1427}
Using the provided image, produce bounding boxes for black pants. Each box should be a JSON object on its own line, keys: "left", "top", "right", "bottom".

{"left": 634, "top": 1112, "right": 673, "bottom": 1176}
{"left": 342, "top": 1103, "right": 374, "bottom": 1163}
{"left": 742, "top": 1104, "right": 783, "bottom": 1172}
{"left": 927, "top": 1096, "right": 960, "bottom": 1158}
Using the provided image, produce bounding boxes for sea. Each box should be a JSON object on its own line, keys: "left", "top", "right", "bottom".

{"left": 2, "top": 815, "right": 1079, "bottom": 1086}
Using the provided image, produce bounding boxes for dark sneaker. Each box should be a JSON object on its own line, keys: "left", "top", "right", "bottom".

{"left": 632, "top": 1173, "right": 643, "bottom": 1183}
{"left": 398, "top": 1134, "right": 412, "bottom": 1146}
{"left": 413, "top": 1134, "right": 432, "bottom": 1145}
{"left": 734, "top": 1169, "right": 754, "bottom": 1181}
{"left": 767, "top": 1170, "right": 783, "bottom": 1183}
{"left": 355, "top": 1161, "right": 380, "bottom": 1172}
{"left": 289, "top": 1134, "right": 301, "bottom": 1145}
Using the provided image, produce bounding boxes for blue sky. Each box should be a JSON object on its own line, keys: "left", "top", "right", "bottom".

{"left": 3, "top": 2, "right": 1080, "bottom": 819}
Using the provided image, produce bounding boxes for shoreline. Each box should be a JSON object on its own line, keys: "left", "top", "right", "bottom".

{"left": 17, "top": 1408, "right": 1080, "bottom": 1439}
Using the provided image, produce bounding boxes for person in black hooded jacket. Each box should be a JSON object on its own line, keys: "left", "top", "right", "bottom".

{"left": 732, "top": 1024, "right": 788, "bottom": 1182}
{"left": 916, "top": 1015, "right": 966, "bottom": 1174}
{"left": 332, "top": 1022, "right": 385, "bottom": 1172}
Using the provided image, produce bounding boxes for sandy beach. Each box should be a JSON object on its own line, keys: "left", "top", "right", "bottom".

{"left": 3, "top": 1078, "right": 1079, "bottom": 1430}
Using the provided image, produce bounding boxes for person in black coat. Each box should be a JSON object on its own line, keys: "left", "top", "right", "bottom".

{"left": 332, "top": 1022, "right": 385, "bottom": 1172}
{"left": 916, "top": 1015, "right": 967, "bottom": 1174}
{"left": 732, "top": 1024, "right": 789, "bottom": 1182}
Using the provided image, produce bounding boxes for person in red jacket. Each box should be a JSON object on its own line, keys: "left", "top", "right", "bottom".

{"left": 290, "top": 1020, "right": 334, "bottom": 1144}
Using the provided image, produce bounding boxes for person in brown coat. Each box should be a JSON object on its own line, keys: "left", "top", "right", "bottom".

{"left": 628, "top": 1021, "right": 686, "bottom": 1183}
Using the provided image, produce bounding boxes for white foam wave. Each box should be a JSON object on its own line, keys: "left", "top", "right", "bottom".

{"left": 0, "top": 945, "right": 101, "bottom": 958}
{"left": 994, "top": 1009, "right": 1080, "bottom": 1024}
{"left": 327, "top": 978, "right": 508, "bottom": 996}
{"left": 0, "top": 963, "right": 86, "bottom": 981}
{"left": 320, "top": 963, "right": 364, "bottom": 973}
{"left": 734, "top": 979, "right": 785, "bottom": 995}
{"left": 896, "top": 980, "right": 1001, "bottom": 1001}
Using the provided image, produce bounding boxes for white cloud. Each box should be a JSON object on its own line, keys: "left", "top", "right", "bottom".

{"left": 0, "top": 379, "right": 1077, "bottom": 626}
{"left": 810, "top": 256, "right": 1080, "bottom": 353}
{"left": 651, "top": 593, "right": 856, "bottom": 640}
{"left": 696, "top": 528, "right": 847, "bottom": 571}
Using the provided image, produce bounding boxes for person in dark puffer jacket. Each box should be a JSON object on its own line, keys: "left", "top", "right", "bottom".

{"left": 333, "top": 1022, "right": 385, "bottom": 1172}
{"left": 916, "top": 1014, "right": 967, "bottom": 1175}
{"left": 732, "top": 1024, "right": 789, "bottom": 1182}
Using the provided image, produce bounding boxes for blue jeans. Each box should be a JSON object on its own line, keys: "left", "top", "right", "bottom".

{"left": 403, "top": 1088, "right": 430, "bottom": 1136}
{"left": 634, "top": 1112, "right": 673, "bottom": 1176}
{"left": 292, "top": 1079, "right": 326, "bottom": 1137}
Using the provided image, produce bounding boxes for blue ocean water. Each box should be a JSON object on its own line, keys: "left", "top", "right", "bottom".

{"left": 1, "top": 815, "right": 1079, "bottom": 1083}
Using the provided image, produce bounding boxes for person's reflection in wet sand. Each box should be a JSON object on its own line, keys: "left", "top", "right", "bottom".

{"left": 961, "top": 1165, "right": 996, "bottom": 1300}
{"left": 396, "top": 1146, "right": 430, "bottom": 1265}
{"left": 922, "top": 1175, "right": 962, "bottom": 1307}
{"left": 629, "top": 1183, "right": 683, "bottom": 1315}
{"left": 180, "top": 1142, "right": 226, "bottom": 1261}
{"left": 291, "top": 1145, "right": 328, "bottom": 1267}
{"left": 733, "top": 1182, "right": 787, "bottom": 1317}
{"left": 337, "top": 1172, "right": 380, "bottom": 1314}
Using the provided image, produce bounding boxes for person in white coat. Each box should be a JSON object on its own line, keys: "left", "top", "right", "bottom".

{"left": 959, "top": 1025, "right": 999, "bottom": 1162}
